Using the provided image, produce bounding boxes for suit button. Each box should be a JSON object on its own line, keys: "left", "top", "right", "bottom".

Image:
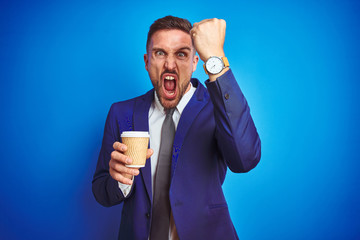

{"left": 146, "top": 213, "right": 150, "bottom": 218}
{"left": 224, "top": 93, "right": 229, "bottom": 100}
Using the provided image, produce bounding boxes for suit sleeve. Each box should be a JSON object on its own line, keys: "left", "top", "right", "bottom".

{"left": 205, "top": 69, "right": 261, "bottom": 173}
{"left": 92, "top": 104, "right": 126, "bottom": 207}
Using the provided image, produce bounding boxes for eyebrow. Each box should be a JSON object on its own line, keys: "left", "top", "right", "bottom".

{"left": 176, "top": 47, "right": 192, "bottom": 52}
{"left": 152, "top": 47, "right": 192, "bottom": 53}
{"left": 152, "top": 47, "right": 166, "bottom": 53}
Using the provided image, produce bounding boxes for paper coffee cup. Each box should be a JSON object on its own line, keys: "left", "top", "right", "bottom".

{"left": 121, "top": 131, "right": 150, "bottom": 168}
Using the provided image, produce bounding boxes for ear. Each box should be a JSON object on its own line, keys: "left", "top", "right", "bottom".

{"left": 192, "top": 55, "right": 199, "bottom": 72}
{"left": 144, "top": 54, "right": 149, "bottom": 71}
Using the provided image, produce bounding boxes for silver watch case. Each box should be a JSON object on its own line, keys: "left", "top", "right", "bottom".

{"left": 205, "top": 56, "right": 225, "bottom": 75}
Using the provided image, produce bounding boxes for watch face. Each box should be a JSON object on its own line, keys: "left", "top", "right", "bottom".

{"left": 205, "top": 57, "right": 224, "bottom": 74}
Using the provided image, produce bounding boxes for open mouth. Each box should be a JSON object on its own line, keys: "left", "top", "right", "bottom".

{"left": 162, "top": 73, "right": 178, "bottom": 100}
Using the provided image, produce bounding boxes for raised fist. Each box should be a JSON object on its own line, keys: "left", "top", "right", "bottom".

{"left": 190, "top": 18, "right": 226, "bottom": 62}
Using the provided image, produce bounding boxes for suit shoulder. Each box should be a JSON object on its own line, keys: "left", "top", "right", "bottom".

{"left": 110, "top": 90, "right": 153, "bottom": 114}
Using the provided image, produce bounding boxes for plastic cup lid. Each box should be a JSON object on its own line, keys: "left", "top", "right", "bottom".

{"left": 121, "top": 131, "right": 150, "bottom": 138}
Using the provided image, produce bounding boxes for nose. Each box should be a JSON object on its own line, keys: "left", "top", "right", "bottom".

{"left": 164, "top": 55, "right": 176, "bottom": 71}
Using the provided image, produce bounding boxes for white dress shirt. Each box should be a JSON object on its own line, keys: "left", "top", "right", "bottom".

{"left": 118, "top": 82, "right": 196, "bottom": 240}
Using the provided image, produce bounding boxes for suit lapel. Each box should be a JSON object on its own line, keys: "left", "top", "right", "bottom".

{"left": 133, "top": 80, "right": 209, "bottom": 200}
{"left": 170, "top": 79, "right": 209, "bottom": 180}
{"left": 133, "top": 89, "right": 154, "bottom": 203}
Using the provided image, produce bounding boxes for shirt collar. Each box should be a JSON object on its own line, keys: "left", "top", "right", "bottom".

{"left": 153, "top": 82, "right": 196, "bottom": 115}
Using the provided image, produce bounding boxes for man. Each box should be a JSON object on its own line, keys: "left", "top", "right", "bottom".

{"left": 92, "top": 16, "right": 261, "bottom": 239}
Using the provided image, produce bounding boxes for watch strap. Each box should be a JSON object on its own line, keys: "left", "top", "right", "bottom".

{"left": 222, "top": 57, "right": 229, "bottom": 68}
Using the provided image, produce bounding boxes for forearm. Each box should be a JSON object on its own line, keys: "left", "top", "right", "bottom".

{"left": 206, "top": 69, "right": 261, "bottom": 172}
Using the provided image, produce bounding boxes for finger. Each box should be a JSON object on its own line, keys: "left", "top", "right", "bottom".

{"left": 193, "top": 18, "right": 212, "bottom": 27}
{"left": 111, "top": 150, "right": 132, "bottom": 165}
{"left": 146, "top": 148, "right": 154, "bottom": 159}
{"left": 194, "top": 19, "right": 212, "bottom": 28}
{"left": 109, "top": 168, "right": 133, "bottom": 185}
{"left": 109, "top": 160, "right": 140, "bottom": 176}
{"left": 219, "top": 19, "right": 226, "bottom": 29}
{"left": 113, "top": 141, "right": 127, "bottom": 152}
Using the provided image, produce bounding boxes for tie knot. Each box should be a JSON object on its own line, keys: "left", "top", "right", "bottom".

{"left": 166, "top": 108, "right": 176, "bottom": 116}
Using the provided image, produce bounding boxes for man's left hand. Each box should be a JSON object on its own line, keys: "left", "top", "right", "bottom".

{"left": 190, "top": 18, "right": 226, "bottom": 62}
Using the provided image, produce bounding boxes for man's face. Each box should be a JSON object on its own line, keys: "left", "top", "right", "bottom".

{"left": 144, "top": 29, "right": 199, "bottom": 110}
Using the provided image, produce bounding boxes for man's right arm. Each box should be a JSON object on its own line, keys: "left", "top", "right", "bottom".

{"left": 92, "top": 105, "right": 147, "bottom": 207}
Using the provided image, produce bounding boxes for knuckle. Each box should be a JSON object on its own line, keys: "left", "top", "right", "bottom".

{"left": 211, "top": 18, "right": 218, "bottom": 24}
{"left": 110, "top": 151, "right": 117, "bottom": 159}
{"left": 109, "top": 167, "right": 122, "bottom": 182}
{"left": 109, "top": 168, "right": 115, "bottom": 178}
{"left": 115, "top": 141, "right": 123, "bottom": 151}
{"left": 120, "top": 143, "right": 127, "bottom": 152}
{"left": 126, "top": 167, "right": 134, "bottom": 175}
{"left": 109, "top": 160, "right": 118, "bottom": 172}
{"left": 119, "top": 154, "right": 127, "bottom": 164}
{"left": 120, "top": 164, "right": 126, "bottom": 171}
{"left": 119, "top": 175, "right": 128, "bottom": 184}
{"left": 115, "top": 173, "right": 123, "bottom": 182}
{"left": 119, "top": 163, "right": 127, "bottom": 172}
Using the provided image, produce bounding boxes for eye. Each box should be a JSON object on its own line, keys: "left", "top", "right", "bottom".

{"left": 177, "top": 52, "right": 187, "bottom": 58}
{"left": 155, "top": 50, "right": 165, "bottom": 56}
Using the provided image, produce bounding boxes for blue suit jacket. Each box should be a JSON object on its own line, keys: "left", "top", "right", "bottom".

{"left": 92, "top": 70, "right": 261, "bottom": 240}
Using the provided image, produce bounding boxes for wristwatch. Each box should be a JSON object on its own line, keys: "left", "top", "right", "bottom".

{"left": 203, "top": 56, "right": 229, "bottom": 75}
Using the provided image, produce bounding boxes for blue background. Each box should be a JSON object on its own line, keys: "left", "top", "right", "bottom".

{"left": 1, "top": 0, "right": 359, "bottom": 239}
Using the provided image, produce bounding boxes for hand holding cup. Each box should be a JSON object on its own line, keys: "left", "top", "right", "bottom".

{"left": 109, "top": 135, "right": 153, "bottom": 185}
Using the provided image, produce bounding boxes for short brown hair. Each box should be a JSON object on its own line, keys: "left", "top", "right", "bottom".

{"left": 146, "top": 16, "right": 192, "bottom": 51}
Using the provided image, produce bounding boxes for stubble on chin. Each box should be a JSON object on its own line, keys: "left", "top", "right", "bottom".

{"left": 155, "top": 90, "right": 179, "bottom": 111}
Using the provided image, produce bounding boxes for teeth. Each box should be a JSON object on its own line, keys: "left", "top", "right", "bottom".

{"left": 165, "top": 76, "right": 175, "bottom": 80}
